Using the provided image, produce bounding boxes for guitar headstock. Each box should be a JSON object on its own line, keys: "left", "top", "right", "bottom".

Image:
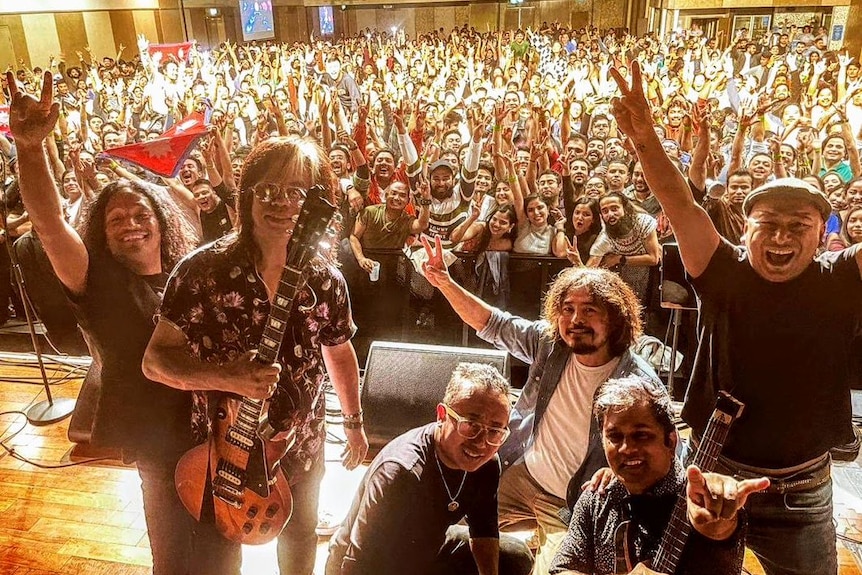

{"left": 285, "top": 184, "right": 337, "bottom": 270}
{"left": 713, "top": 391, "right": 745, "bottom": 425}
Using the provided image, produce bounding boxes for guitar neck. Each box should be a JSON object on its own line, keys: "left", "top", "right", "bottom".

{"left": 232, "top": 265, "right": 305, "bottom": 439}
{"left": 257, "top": 266, "right": 305, "bottom": 365}
{"left": 651, "top": 410, "right": 735, "bottom": 574}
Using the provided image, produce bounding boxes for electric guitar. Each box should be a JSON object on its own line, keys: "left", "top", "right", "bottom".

{"left": 174, "top": 184, "right": 337, "bottom": 545}
{"left": 615, "top": 391, "right": 745, "bottom": 574}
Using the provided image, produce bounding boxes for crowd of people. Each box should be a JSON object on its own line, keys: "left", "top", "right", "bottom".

{"left": 1, "top": 17, "right": 861, "bottom": 575}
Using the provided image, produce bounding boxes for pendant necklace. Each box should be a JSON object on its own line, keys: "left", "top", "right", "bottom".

{"left": 434, "top": 449, "right": 467, "bottom": 512}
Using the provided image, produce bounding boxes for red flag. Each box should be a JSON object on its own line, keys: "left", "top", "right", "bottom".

{"left": 147, "top": 42, "right": 195, "bottom": 64}
{"left": 102, "top": 113, "right": 208, "bottom": 177}
{"left": 0, "top": 105, "right": 9, "bottom": 136}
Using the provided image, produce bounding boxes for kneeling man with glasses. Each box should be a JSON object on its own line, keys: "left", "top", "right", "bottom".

{"left": 325, "top": 362, "right": 534, "bottom": 575}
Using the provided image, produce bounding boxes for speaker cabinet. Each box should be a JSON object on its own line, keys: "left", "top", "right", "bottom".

{"left": 361, "top": 341, "right": 509, "bottom": 451}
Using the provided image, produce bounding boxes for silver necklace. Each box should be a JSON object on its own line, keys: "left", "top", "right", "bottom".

{"left": 434, "top": 449, "right": 467, "bottom": 512}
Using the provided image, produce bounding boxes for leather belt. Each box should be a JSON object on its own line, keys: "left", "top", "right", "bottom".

{"left": 714, "top": 455, "right": 831, "bottom": 495}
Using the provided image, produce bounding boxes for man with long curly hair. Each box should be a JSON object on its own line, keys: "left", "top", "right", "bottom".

{"left": 143, "top": 135, "right": 368, "bottom": 575}
{"left": 7, "top": 71, "right": 199, "bottom": 574}
{"left": 422, "top": 236, "right": 662, "bottom": 575}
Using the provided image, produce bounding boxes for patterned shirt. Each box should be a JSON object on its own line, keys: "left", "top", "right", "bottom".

{"left": 550, "top": 459, "right": 745, "bottom": 575}
{"left": 590, "top": 213, "right": 658, "bottom": 301}
{"left": 159, "top": 234, "right": 356, "bottom": 477}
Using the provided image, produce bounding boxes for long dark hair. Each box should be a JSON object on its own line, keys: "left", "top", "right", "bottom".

{"left": 474, "top": 204, "right": 517, "bottom": 253}
{"left": 570, "top": 196, "right": 601, "bottom": 238}
{"left": 235, "top": 136, "right": 338, "bottom": 263}
{"left": 77, "top": 178, "right": 197, "bottom": 270}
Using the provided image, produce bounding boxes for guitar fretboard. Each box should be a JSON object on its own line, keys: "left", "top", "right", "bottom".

{"left": 651, "top": 408, "right": 736, "bottom": 574}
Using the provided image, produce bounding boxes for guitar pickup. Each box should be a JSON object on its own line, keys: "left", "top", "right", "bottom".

{"left": 215, "top": 460, "right": 247, "bottom": 489}
{"left": 227, "top": 428, "right": 255, "bottom": 450}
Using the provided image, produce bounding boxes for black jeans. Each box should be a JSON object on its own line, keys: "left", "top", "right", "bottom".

{"left": 136, "top": 453, "right": 196, "bottom": 575}
{"left": 326, "top": 525, "right": 534, "bottom": 575}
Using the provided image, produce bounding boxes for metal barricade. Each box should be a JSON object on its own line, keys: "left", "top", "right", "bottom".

{"left": 338, "top": 246, "right": 569, "bottom": 366}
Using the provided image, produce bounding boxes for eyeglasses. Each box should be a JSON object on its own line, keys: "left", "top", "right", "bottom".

{"left": 250, "top": 182, "right": 307, "bottom": 205}
{"left": 443, "top": 404, "right": 510, "bottom": 447}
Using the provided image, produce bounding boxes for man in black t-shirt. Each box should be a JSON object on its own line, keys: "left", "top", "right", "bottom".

{"left": 190, "top": 178, "right": 234, "bottom": 244}
{"left": 612, "top": 62, "right": 862, "bottom": 575}
{"left": 326, "top": 363, "right": 533, "bottom": 575}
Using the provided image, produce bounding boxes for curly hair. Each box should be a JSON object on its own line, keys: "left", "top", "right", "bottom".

{"left": 236, "top": 135, "right": 338, "bottom": 263}
{"left": 77, "top": 178, "right": 197, "bottom": 270}
{"left": 542, "top": 267, "right": 643, "bottom": 357}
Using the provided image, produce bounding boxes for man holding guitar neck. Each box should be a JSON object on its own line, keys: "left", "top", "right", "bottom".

{"left": 610, "top": 63, "right": 862, "bottom": 574}
{"left": 143, "top": 136, "right": 368, "bottom": 575}
{"left": 550, "top": 376, "right": 770, "bottom": 575}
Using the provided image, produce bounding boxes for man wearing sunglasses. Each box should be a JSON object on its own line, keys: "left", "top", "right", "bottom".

{"left": 422, "top": 237, "right": 661, "bottom": 575}
{"left": 325, "top": 362, "right": 533, "bottom": 575}
{"left": 144, "top": 136, "right": 368, "bottom": 575}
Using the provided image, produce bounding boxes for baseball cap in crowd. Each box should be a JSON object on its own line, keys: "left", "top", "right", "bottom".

{"left": 742, "top": 177, "right": 832, "bottom": 220}
{"left": 705, "top": 179, "right": 725, "bottom": 197}
{"left": 429, "top": 159, "right": 455, "bottom": 174}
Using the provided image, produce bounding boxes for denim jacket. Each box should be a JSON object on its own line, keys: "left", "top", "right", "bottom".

{"left": 477, "top": 308, "right": 662, "bottom": 515}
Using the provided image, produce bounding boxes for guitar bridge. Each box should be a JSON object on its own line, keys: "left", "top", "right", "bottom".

{"left": 213, "top": 460, "right": 248, "bottom": 507}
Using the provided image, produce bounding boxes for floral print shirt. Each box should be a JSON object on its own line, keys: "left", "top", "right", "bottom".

{"left": 159, "top": 235, "right": 356, "bottom": 477}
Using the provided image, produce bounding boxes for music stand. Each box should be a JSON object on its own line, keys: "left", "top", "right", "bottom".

{"left": 0, "top": 154, "right": 75, "bottom": 425}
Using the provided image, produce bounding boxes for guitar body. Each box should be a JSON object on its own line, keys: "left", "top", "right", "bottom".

{"left": 175, "top": 394, "right": 294, "bottom": 545}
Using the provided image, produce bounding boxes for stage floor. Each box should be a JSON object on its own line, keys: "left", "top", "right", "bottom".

{"left": 1, "top": 352, "right": 862, "bottom": 574}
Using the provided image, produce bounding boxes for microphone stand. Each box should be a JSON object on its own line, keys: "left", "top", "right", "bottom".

{"left": 0, "top": 154, "right": 75, "bottom": 425}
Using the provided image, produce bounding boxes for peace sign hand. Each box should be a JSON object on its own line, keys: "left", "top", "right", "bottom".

{"left": 6, "top": 71, "right": 59, "bottom": 149}
{"left": 609, "top": 61, "right": 653, "bottom": 143}
{"left": 420, "top": 235, "right": 451, "bottom": 289}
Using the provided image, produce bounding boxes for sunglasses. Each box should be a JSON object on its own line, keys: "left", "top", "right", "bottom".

{"left": 249, "top": 182, "right": 307, "bottom": 205}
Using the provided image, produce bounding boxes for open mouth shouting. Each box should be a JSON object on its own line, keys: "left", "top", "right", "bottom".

{"left": 764, "top": 248, "right": 794, "bottom": 267}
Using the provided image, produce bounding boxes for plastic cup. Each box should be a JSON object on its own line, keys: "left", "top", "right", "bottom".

{"left": 369, "top": 261, "right": 380, "bottom": 282}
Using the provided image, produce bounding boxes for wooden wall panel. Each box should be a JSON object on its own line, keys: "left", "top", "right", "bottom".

{"left": 132, "top": 11, "right": 160, "bottom": 47}
{"left": 109, "top": 10, "right": 137, "bottom": 56}
{"left": 82, "top": 11, "right": 116, "bottom": 63}
{"left": 469, "top": 3, "right": 499, "bottom": 33}
{"left": 155, "top": 8, "right": 185, "bottom": 43}
{"left": 54, "top": 13, "right": 88, "bottom": 70}
{"left": 0, "top": 15, "right": 28, "bottom": 70}
{"left": 20, "top": 14, "right": 61, "bottom": 69}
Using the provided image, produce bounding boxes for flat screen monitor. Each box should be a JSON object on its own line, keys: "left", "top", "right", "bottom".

{"left": 319, "top": 6, "right": 334, "bottom": 36}
{"left": 239, "top": 0, "right": 275, "bottom": 42}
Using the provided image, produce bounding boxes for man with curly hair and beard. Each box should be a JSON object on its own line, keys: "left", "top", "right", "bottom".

{"left": 143, "top": 136, "right": 368, "bottom": 575}
{"left": 7, "top": 71, "right": 199, "bottom": 574}
{"left": 422, "top": 235, "right": 661, "bottom": 575}
{"left": 587, "top": 192, "right": 661, "bottom": 303}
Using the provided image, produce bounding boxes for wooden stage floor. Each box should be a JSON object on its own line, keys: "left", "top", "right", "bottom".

{"left": 1, "top": 352, "right": 862, "bottom": 574}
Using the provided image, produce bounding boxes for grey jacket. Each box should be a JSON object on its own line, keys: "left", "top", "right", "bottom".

{"left": 477, "top": 308, "right": 662, "bottom": 515}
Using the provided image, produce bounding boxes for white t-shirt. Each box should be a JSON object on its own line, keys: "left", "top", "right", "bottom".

{"left": 524, "top": 355, "right": 620, "bottom": 499}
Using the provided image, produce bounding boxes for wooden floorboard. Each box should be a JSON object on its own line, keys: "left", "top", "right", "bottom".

{"left": 2, "top": 358, "right": 862, "bottom": 574}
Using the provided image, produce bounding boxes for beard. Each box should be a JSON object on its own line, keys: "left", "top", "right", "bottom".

{"left": 564, "top": 325, "right": 600, "bottom": 354}
{"left": 605, "top": 211, "right": 636, "bottom": 239}
{"left": 569, "top": 340, "right": 599, "bottom": 354}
